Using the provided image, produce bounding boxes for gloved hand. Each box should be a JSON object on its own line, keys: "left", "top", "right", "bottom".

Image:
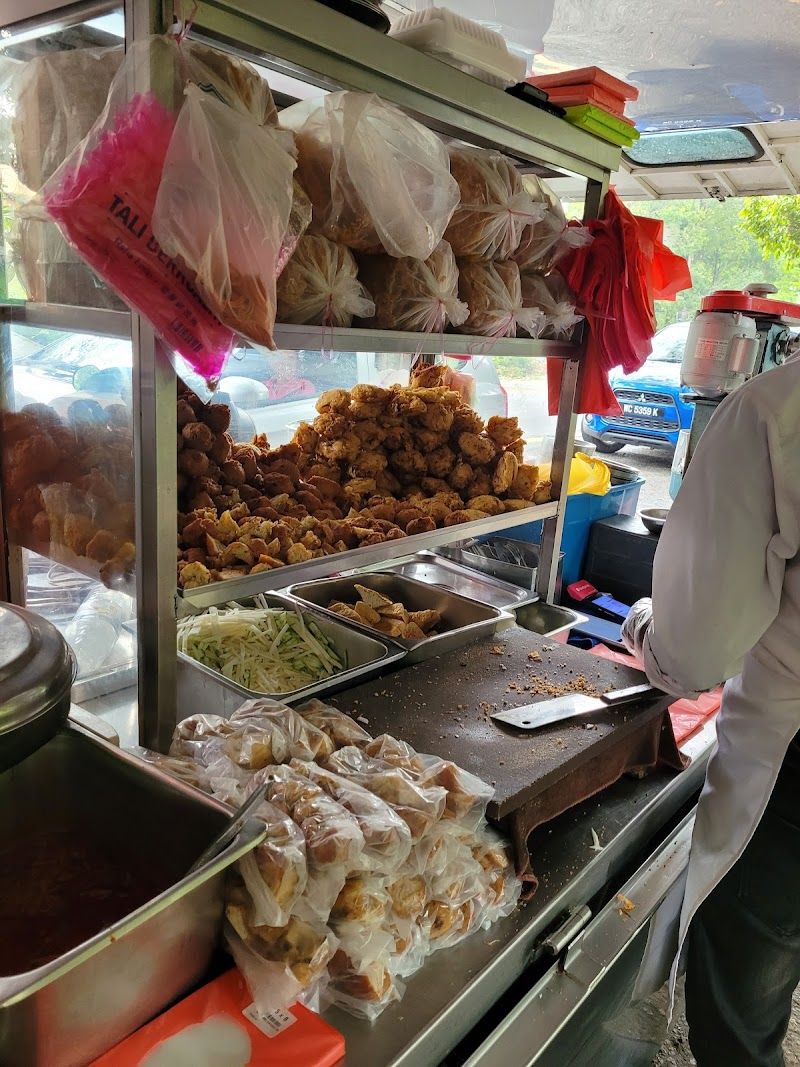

{"left": 622, "top": 598, "right": 653, "bottom": 659}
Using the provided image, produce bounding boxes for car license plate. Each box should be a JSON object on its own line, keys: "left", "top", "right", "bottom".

{"left": 622, "top": 402, "right": 660, "bottom": 417}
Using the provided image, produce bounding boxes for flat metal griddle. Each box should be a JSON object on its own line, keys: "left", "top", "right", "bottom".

{"left": 330, "top": 626, "right": 685, "bottom": 885}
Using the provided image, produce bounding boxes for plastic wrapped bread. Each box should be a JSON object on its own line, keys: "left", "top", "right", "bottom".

{"left": 520, "top": 271, "right": 583, "bottom": 339}
{"left": 169, "top": 713, "right": 291, "bottom": 770}
{"left": 277, "top": 234, "right": 374, "bottom": 327}
{"left": 231, "top": 699, "right": 335, "bottom": 762}
{"left": 457, "top": 258, "right": 545, "bottom": 338}
{"left": 323, "top": 746, "right": 447, "bottom": 840}
{"left": 356, "top": 240, "right": 468, "bottom": 332}
{"left": 289, "top": 757, "right": 413, "bottom": 871}
{"left": 298, "top": 699, "right": 374, "bottom": 750}
{"left": 281, "top": 91, "right": 459, "bottom": 257}
{"left": 512, "top": 174, "right": 592, "bottom": 273}
{"left": 277, "top": 179, "right": 313, "bottom": 278}
{"left": 233, "top": 799, "right": 308, "bottom": 927}
{"left": 444, "top": 148, "right": 545, "bottom": 260}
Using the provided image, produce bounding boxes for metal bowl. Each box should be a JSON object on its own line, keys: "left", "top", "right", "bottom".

{"left": 639, "top": 508, "right": 670, "bottom": 536}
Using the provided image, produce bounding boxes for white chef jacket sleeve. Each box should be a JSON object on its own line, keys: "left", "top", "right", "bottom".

{"left": 638, "top": 386, "right": 793, "bottom": 698}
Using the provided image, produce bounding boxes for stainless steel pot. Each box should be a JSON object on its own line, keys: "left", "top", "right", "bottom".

{"left": 0, "top": 602, "right": 75, "bottom": 770}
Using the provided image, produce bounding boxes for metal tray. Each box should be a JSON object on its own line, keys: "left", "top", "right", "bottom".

{"left": 384, "top": 552, "right": 539, "bottom": 611}
{"left": 514, "top": 601, "right": 589, "bottom": 640}
{"left": 445, "top": 536, "right": 564, "bottom": 592}
{"left": 287, "top": 572, "right": 514, "bottom": 665}
{"left": 177, "top": 591, "right": 406, "bottom": 717}
{"left": 0, "top": 722, "right": 263, "bottom": 1067}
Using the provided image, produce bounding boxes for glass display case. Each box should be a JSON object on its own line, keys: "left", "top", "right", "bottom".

{"left": 0, "top": 0, "right": 619, "bottom": 751}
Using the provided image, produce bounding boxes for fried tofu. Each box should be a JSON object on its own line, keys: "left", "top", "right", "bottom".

{"left": 355, "top": 600, "right": 381, "bottom": 625}
{"left": 408, "top": 608, "right": 441, "bottom": 633}
{"left": 354, "top": 584, "right": 393, "bottom": 610}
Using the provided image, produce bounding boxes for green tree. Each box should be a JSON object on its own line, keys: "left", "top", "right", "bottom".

{"left": 629, "top": 198, "right": 800, "bottom": 329}
{"left": 739, "top": 196, "right": 800, "bottom": 270}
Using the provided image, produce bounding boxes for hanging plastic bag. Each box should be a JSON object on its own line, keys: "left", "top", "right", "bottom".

{"left": 276, "top": 234, "right": 374, "bottom": 327}
{"left": 445, "top": 148, "right": 546, "bottom": 260}
{"left": 277, "top": 178, "right": 313, "bottom": 277}
{"left": 153, "top": 83, "right": 296, "bottom": 349}
{"left": 512, "top": 175, "right": 591, "bottom": 273}
{"left": 40, "top": 37, "right": 271, "bottom": 380}
{"left": 357, "top": 240, "right": 468, "bottom": 332}
{"left": 281, "top": 91, "right": 459, "bottom": 258}
{"left": 520, "top": 271, "right": 583, "bottom": 339}
{"left": 457, "top": 259, "right": 545, "bottom": 338}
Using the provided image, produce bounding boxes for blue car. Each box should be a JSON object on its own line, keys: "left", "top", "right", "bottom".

{"left": 581, "top": 321, "right": 693, "bottom": 453}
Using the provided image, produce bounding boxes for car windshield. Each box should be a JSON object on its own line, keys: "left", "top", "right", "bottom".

{"left": 650, "top": 324, "right": 690, "bottom": 363}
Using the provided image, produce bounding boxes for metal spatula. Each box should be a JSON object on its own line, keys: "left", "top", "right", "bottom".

{"left": 187, "top": 782, "right": 268, "bottom": 876}
{"left": 491, "top": 683, "right": 658, "bottom": 731}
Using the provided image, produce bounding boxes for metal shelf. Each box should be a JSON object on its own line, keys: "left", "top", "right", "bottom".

{"left": 180, "top": 500, "right": 558, "bottom": 610}
{"left": 2, "top": 301, "right": 132, "bottom": 339}
{"left": 191, "top": 0, "right": 620, "bottom": 182}
{"left": 273, "top": 323, "right": 579, "bottom": 359}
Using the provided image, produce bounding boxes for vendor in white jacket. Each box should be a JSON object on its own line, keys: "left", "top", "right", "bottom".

{"left": 623, "top": 353, "right": 800, "bottom": 1067}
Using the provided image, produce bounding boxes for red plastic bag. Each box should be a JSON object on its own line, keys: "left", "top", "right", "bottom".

{"left": 546, "top": 189, "right": 691, "bottom": 415}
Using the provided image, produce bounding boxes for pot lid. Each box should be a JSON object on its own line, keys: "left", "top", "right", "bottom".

{"left": 0, "top": 603, "right": 75, "bottom": 739}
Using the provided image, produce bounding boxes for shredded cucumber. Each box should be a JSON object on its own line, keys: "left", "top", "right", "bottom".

{"left": 177, "top": 604, "right": 344, "bottom": 694}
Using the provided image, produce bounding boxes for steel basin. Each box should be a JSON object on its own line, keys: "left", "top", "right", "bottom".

{"left": 0, "top": 723, "right": 263, "bottom": 1066}
{"left": 514, "top": 602, "right": 588, "bottom": 642}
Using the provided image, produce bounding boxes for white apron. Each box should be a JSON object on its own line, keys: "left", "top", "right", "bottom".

{"left": 628, "top": 357, "right": 800, "bottom": 1005}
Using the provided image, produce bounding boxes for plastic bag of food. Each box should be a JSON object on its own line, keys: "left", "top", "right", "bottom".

{"left": 326, "top": 952, "right": 403, "bottom": 1021}
{"left": 281, "top": 91, "right": 459, "bottom": 258}
{"left": 276, "top": 234, "right": 374, "bottom": 327}
{"left": 387, "top": 869, "right": 428, "bottom": 924}
{"left": 421, "top": 898, "right": 483, "bottom": 953}
{"left": 298, "top": 699, "right": 374, "bottom": 749}
{"left": 133, "top": 748, "right": 212, "bottom": 792}
{"left": 225, "top": 909, "right": 337, "bottom": 1014}
{"left": 334, "top": 921, "right": 395, "bottom": 969}
{"left": 252, "top": 764, "right": 366, "bottom": 872}
{"left": 232, "top": 699, "right": 335, "bottom": 762}
{"left": 357, "top": 240, "right": 468, "bottom": 332}
{"left": 277, "top": 178, "right": 313, "bottom": 278}
{"left": 364, "top": 737, "right": 495, "bottom": 829}
{"left": 323, "top": 746, "right": 447, "bottom": 840}
{"left": 520, "top": 270, "right": 583, "bottom": 339}
{"left": 389, "top": 920, "right": 429, "bottom": 979}
{"left": 445, "top": 148, "right": 546, "bottom": 260}
{"left": 290, "top": 758, "right": 412, "bottom": 871}
{"left": 512, "top": 175, "right": 592, "bottom": 273}
{"left": 457, "top": 258, "right": 545, "bottom": 338}
{"left": 169, "top": 713, "right": 291, "bottom": 770}
{"left": 153, "top": 83, "right": 296, "bottom": 348}
{"left": 470, "top": 824, "right": 522, "bottom": 924}
{"left": 232, "top": 800, "right": 308, "bottom": 927}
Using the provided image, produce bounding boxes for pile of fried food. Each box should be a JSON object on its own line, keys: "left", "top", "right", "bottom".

{"left": 178, "top": 363, "right": 551, "bottom": 589}
{"left": 2, "top": 400, "right": 135, "bottom": 586}
{"left": 328, "top": 583, "right": 442, "bottom": 642}
{"left": 160, "top": 697, "right": 520, "bottom": 1020}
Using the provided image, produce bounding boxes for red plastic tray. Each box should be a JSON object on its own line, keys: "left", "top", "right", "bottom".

{"left": 527, "top": 65, "right": 639, "bottom": 102}
{"left": 535, "top": 82, "right": 630, "bottom": 117}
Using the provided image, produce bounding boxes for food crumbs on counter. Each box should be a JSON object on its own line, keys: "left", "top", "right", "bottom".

{"left": 617, "top": 894, "right": 636, "bottom": 917}
{"left": 528, "top": 651, "right": 542, "bottom": 662}
{"left": 499, "top": 664, "right": 507, "bottom": 671}
{"left": 490, "top": 645, "right": 506, "bottom": 655}
{"left": 357, "top": 716, "right": 370, "bottom": 725}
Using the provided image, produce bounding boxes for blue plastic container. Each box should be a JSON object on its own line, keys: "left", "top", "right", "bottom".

{"left": 509, "top": 476, "right": 646, "bottom": 586}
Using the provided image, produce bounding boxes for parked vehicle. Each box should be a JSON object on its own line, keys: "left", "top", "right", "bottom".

{"left": 581, "top": 321, "right": 693, "bottom": 453}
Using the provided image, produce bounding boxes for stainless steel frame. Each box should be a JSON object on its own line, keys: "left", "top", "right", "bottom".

{"left": 0, "top": 0, "right": 618, "bottom": 751}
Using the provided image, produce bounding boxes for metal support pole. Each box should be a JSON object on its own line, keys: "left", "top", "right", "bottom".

{"left": 536, "top": 176, "right": 608, "bottom": 602}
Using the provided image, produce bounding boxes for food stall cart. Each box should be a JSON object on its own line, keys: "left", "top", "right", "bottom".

{"left": 0, "top": 1, "right": 715, "bottom": 1063}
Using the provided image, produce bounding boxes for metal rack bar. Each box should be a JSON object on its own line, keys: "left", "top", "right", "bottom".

{"left": 273, "top": 323, "right": 580, "bottom": 359}
{"left": 180, "top": 501, "right": 559, "bottom": 611}
{"left": 189, "top": 0, "right": 620, "bottom": 181}
{"left": 1, "top": 302, "right": 131, "bottom": 339}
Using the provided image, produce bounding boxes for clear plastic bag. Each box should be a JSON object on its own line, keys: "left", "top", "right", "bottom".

{"left": 520, "top": 271, "right": 584, "bottom": 340}
{"left": 297, "top": 699, "right": 374, "bottom": 749}
{"left": 470, "top": 824, "right": 522, "bottom": 924}
{"left": 276, "top": 234, "right": 374, "bottom": 327}
{"left": 132, "top": 748, "right": 211, "bottom": 792}
{"left": 289, "top": 758, "right": 413, "bottom": 872}
{"left": 323, "top": 746, "right": 447, "bottom": 840}
{"left": 153, "top": 82, "right": 296, "bottom": 348}
{"left": 445, "top": 148, "right": 546, "bottom": 260}
{"left": 231, "top": 698, "right": 335, "bottom": 762}
{"left": 40, "top": 35, "right": 285, "bottom": 381}
{"left": 233, "top": 800, "right": 308, "bottom": 927}
{"left": 224, "top": 912, "right": 337, "bottom": 1014}
{"left": 277, "top": 178, "right": 313, "bottom": 278}
{"left": 252, "top": 764, "right": 366, "bottom": 872}
{"left": 512, "top": 175, "right": 592, "bottom": 273}
{"left": 326, "top": 952, "right": 403, "bottom": 1021}
{"left": 357, "top": 240, "right": 468, "bottom": 332}
{"left": 456, "top": 258, "right": 545, "bottom": 338}
{"left": 169, "top": 712, "right": 291, "bottom": 770}
{"left": 281, "top": 91, "right": 459, "bottom": 258}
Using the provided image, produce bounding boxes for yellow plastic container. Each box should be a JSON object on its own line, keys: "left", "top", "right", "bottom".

{"left": 539, "top": 452, "right": 611, "bottom": 496}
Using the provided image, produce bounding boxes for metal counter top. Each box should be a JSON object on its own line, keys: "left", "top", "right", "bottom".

{"left": 324, "top": 721, "right": 715, "bottom": 1066}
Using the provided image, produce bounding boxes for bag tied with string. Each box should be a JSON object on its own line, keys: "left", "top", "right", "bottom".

{"left": 356, "top": 241, "right": 468, "bottom": 333}
{"left": 277, "top": 234, "right": 374, "bottom": 328}
{"left": 456, "top": 258, "right": 545, "bottom": 338}
{"left": 445, "top": 148, "right": 546, "bottom": 261}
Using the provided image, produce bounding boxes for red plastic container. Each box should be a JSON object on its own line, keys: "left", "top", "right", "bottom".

{"left": 535, "top": 82, "right": 631, "bottom": 117}
{"left": 527, "top": 65, "right": 639, "bottom": 101}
